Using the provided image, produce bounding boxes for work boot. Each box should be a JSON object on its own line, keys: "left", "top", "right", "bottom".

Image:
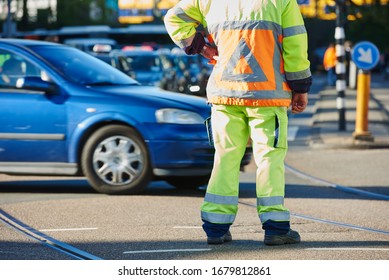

{"left": 264, "top": 229, "right": 301, "bottom": 246}
{"left": 207, "top": 231, "right": 232, "bottom": 245}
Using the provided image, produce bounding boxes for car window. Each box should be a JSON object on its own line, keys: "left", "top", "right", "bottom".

{"left": 30, "top": 45, "right": 138, "bottom": 86}
{"left": 127, "top": 55, "right": 161, "bottom": 71}
{"left": 0, "top": 51, "right": 43, "bottom": 87}
{"left": 160, "top": 55, "right": 173, "bottom": 69}
{"left": 118, "top": 56, "right": 132, "bottom": 72}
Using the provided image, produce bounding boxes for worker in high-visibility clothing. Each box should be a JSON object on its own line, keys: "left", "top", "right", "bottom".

{"left": 164, "top": 0, "right": 312, "bottom": 245}
{"left": 323, "top": 42, "right": 337, "bottom": 86}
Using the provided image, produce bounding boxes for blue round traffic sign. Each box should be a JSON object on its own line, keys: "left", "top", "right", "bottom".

{"left": 351, "top": 41, "right": 380, "bottom": 71}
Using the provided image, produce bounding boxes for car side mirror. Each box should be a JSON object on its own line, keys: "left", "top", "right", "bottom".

{"left": 16, "top": 77, "right": 58, "bottom": 95}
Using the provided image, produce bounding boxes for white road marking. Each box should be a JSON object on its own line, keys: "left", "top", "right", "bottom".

{"left": 39, "top": 227, "right": 98, "bottom": 232}
{"left": 306, "top": 248, "right": 389, "bottom": 251}
{"left": 123, "top": 248, "right": 211, "bottom": 254}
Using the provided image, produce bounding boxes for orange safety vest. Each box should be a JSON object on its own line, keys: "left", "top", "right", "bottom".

{"left": 323, "top": 46, "right": 337, "bottom": 70}
{"left": 206, "top": 22, "right": 292, "bottom": 107}
{"left": 164, "top": 0, "right": 311, "bottom": 107}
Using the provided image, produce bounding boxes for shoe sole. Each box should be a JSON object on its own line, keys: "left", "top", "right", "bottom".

{"left": 207, "top": 233, "right": 232, "bottom": 245}
{"left": 264, "top": 236, "right": 301, "bottom": 246}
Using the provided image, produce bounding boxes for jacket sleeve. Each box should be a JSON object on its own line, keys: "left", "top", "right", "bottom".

{"left": 282, "top": 0, "right": 312, "bottom": 93}
{"left": 163, "top": 0, "right": 205, "bottom": 49}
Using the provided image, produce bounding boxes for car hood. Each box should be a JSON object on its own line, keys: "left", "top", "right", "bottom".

{"left": 85, "top": 84, "right": 210, "bottom": 115}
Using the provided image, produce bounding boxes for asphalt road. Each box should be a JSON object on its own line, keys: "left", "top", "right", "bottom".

{"left": 0, "top": 153, "right": 388, "bottom": 261}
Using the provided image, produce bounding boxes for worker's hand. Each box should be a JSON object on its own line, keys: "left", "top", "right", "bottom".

{"left": 200, "top": 44, "right": 218, "bottom": 64}
{"left": 291, "top": 92, "right": 308, "bottom": 114}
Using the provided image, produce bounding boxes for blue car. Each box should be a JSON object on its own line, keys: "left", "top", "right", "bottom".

{"left": 0, "top": 39, "right": 235, "bottom": 194}
{"left": 122, "top": 49, "right": 168, "bottom": 88}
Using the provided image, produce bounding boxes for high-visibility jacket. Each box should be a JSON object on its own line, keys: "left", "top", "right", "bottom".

{"left": 164, "top": 0, "right": 311, "bottom": 107}
{"left": 323, "top": 45, "right": 337, "bottom": 70}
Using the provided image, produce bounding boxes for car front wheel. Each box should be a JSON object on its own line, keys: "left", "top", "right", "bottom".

{"left": 81, "top": 125, "right": 152, "bottom": 195}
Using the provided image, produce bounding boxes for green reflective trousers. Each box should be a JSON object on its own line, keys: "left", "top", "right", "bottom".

{"left": 201, "top": 105, "right": 290, "bottom": 225}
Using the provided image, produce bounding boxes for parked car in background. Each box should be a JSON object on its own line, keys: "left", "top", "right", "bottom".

{"left": 63, "top": 37, "right": 118, "bottom": 53}
{"left": 122, "top": 47, "right": 177, "bottom": 90}
{"left": 63, "top": 39, "right": 136, "bottom": 79}
{"left": 90, "top": 48, "right": 136, "bottom": 79}
{"left": 168, "top": 48, "right": 209, "bottom": 96}
{"left": 0, "top": 39, "right": 252, "bottom": 194}
{"left": 121, "top": 47, "right": 210, "bottom": 97}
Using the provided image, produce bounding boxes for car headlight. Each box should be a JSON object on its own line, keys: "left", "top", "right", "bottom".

{"left": 189, "top": 85, "right": 200, "bottom": 92}
{"left": 156, "top": 108, "right": 204, "bottom": 124}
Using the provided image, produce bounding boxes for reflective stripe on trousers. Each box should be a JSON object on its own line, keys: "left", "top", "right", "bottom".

{"left": 201, "top": 105, "right": 290, "bottom": 224}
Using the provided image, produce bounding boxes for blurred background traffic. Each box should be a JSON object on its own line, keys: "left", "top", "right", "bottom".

{"left": 0, "top": 2, "right": 388, "bottom": 184}
{"left": 1, "top": 0, "right": 388, "bottom": 92}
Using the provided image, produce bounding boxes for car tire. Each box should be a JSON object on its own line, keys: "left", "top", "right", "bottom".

{"left": 165, "top": 175, "right": 210, "bottom": 190}
{"left": 81, "top": 125, "right": 152, "bottom": 195}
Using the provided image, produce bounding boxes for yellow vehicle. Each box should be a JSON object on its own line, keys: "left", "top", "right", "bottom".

{"left": 299, "top": 0, "right": 388, "bottom": 21}
{"left": 118, "top": 0, "right": 179, "bottom": 24}
{"left": 156, "top": 0, "right": 180, "bottom": 14}
{"left": 118, "top": 0, "right": 155, "bottom": 24}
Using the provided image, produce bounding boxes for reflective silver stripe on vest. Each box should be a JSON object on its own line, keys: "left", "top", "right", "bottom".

{"left": 201, "top": 211, "right": 236, "bottom": 224}
{"left": 172, "top": 6, "right": 198, "bottom": 23}
{"left": 257, "top": 196, "right": 284, "bottom": 207}
{"left": 205, "top": 193, "right": 239, "bottom": 205}
{"left": 283, "top": 25, "right": 307, "bottom": 38}
{"left": 208, "top": 20, "right": 282, "bottom": 34}
{"left": 285, "top": 68, "right": 312, "bottom": 81}
{"left": 170, "top": 6, "right": 199, "bottom": 48}
{"left": 259, "top": 211, "right": 290, "bottom": 223}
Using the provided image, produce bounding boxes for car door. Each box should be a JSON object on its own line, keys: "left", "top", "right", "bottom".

{"left": 0, "top": 49, "right": 68, "bottom": 163}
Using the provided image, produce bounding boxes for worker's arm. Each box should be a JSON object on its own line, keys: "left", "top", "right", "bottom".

{"left": 164, "top": 0, "right": 218, "bottom": 62}
{"left": 282, "top": 0, "right": 312, "bottom": 94}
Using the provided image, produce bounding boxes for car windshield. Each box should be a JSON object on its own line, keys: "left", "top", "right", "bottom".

{"left": 127, "top": 54, "right": 161, "bottom": 71}
{"left": 31, "top": 45, "right": 138, "bottom": 86}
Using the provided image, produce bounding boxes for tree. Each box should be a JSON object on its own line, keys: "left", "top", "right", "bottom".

{"left": 20, "top": 0, "right": 28, "bottom": 27}
{"left": 346, "top": 2, "right": 389, "bottom": 50}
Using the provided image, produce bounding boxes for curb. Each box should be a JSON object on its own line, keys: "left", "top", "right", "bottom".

{"left": 308, "top": 84, "right": 389, "bottom": 150}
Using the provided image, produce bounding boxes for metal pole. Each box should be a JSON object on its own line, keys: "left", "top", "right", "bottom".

{"left": 335, "top": 0, "right": 347, "bottom": 131}
{"left": 4, "top": 0, "right": 13, "bottom": 38}
{"left": 352, "top": 69, "right": 374, "bottom": 141}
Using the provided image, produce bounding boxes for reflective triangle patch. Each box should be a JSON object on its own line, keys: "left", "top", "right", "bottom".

{"left": 221, "top": 38, "right": 268, "bottom": 82}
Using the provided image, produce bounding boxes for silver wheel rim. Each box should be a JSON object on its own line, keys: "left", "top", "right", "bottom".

{"left": 92, "top": 135, "right": 144, "bottom": 186}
